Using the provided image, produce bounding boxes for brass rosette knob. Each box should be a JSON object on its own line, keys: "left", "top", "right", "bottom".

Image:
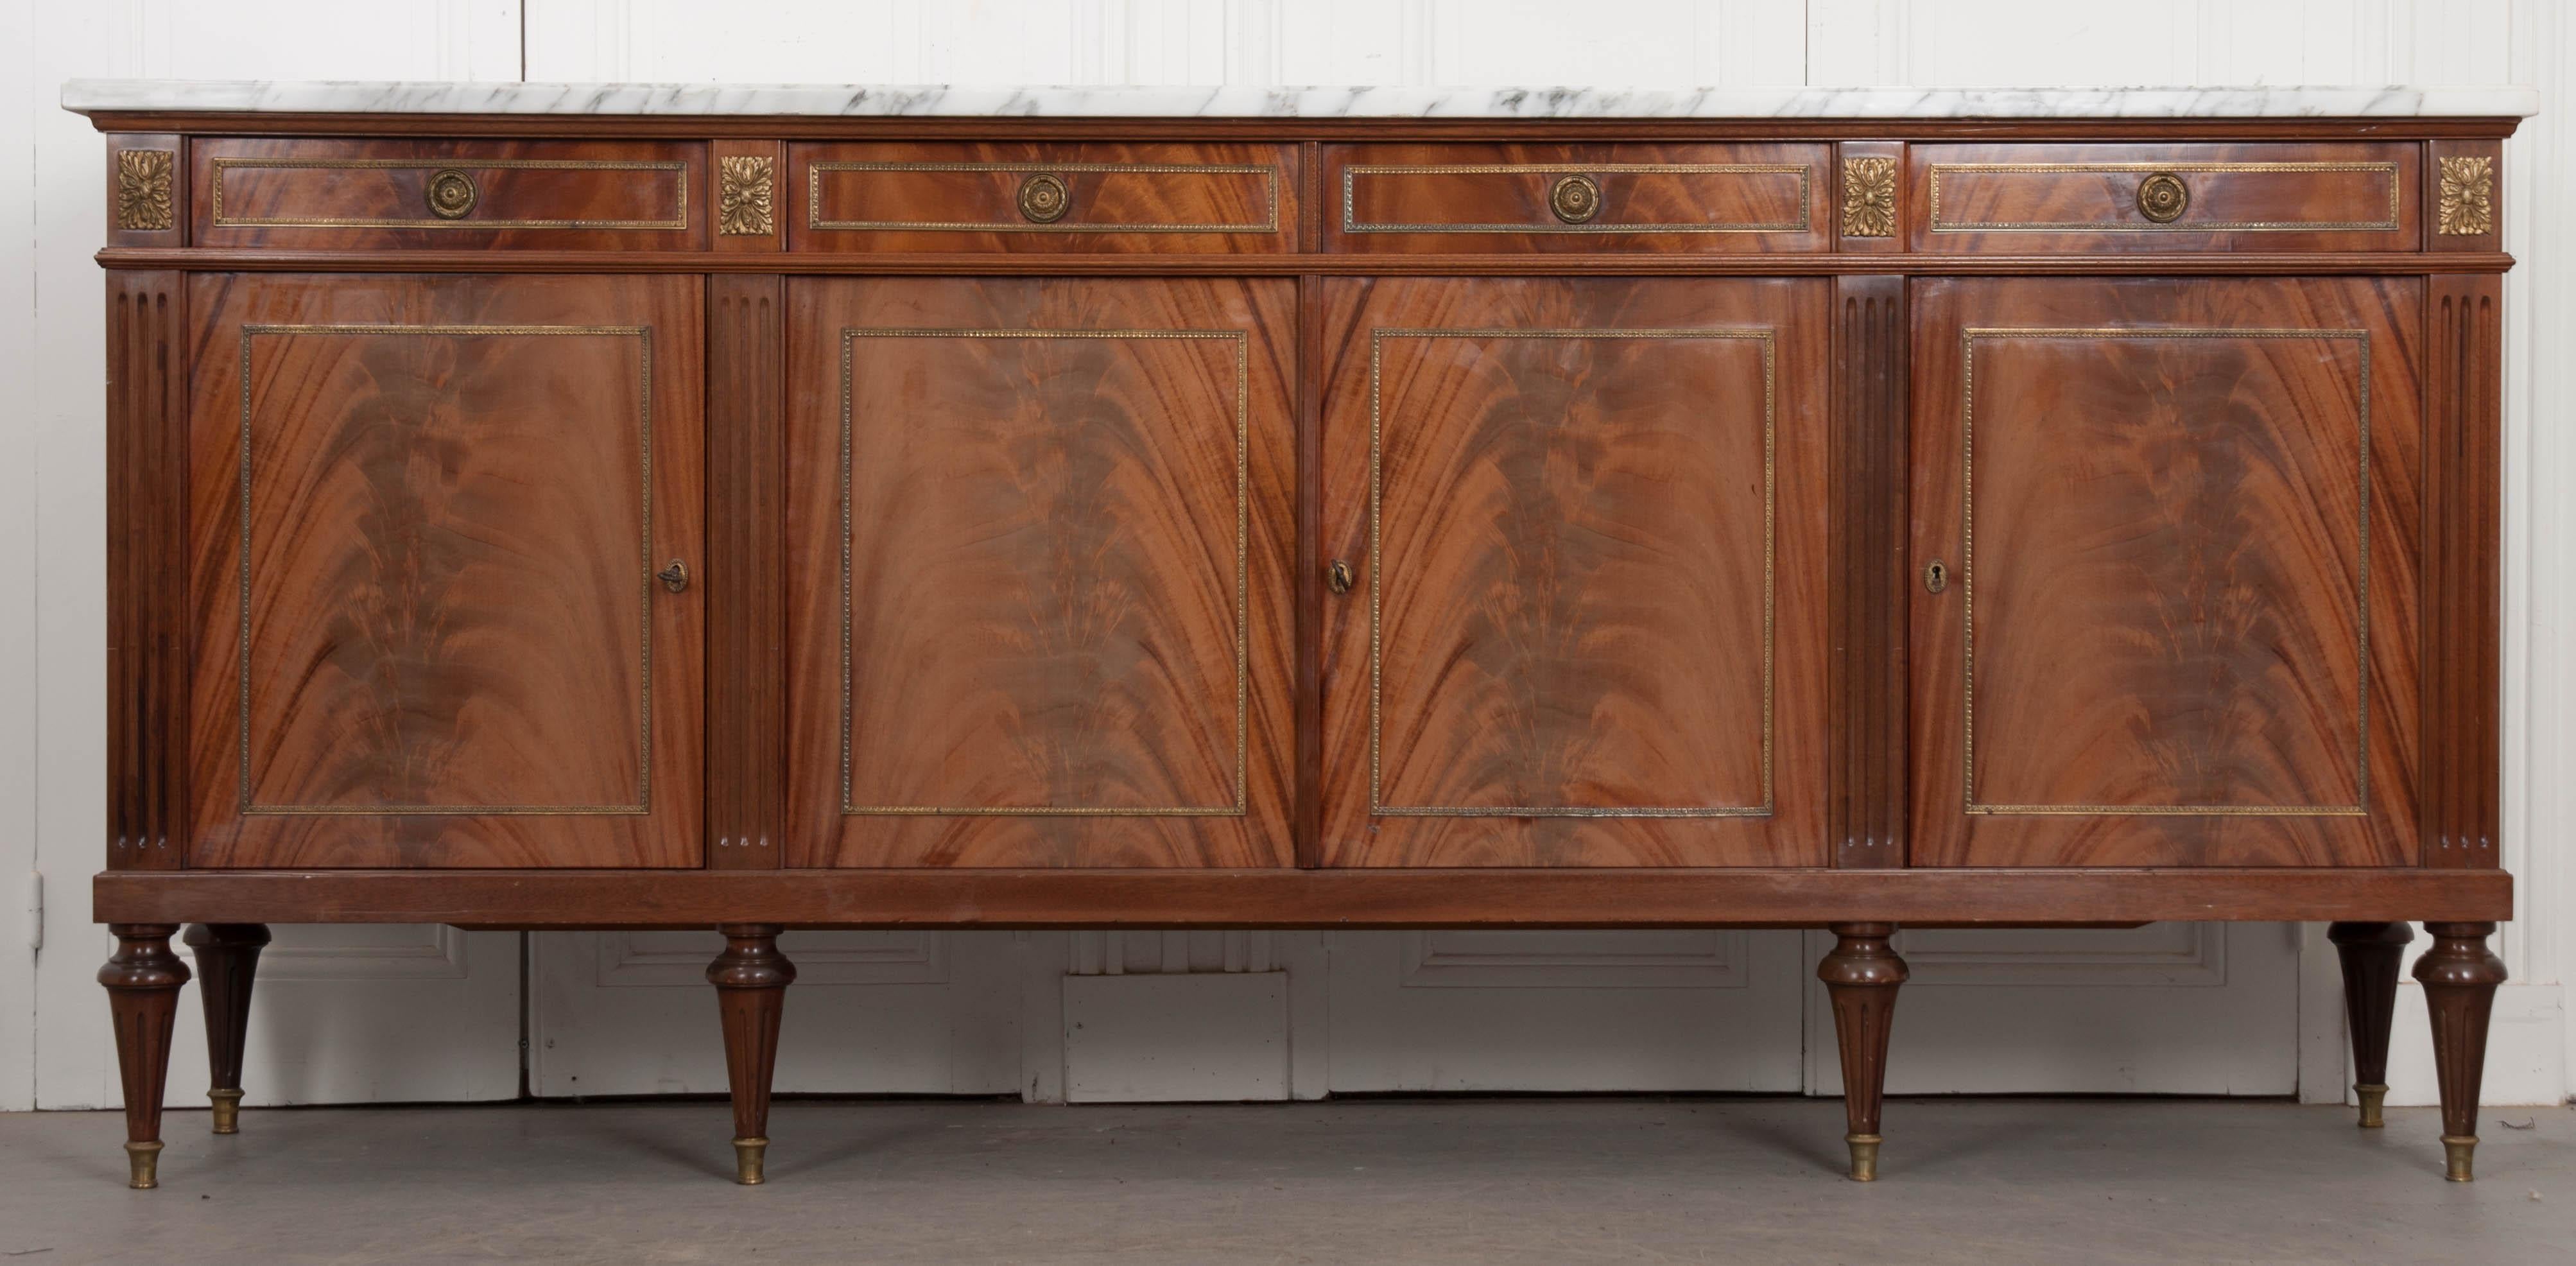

{"left": 2135, "top": 171, "right": 2190, "bottom": 223}
{"left": 1017, "top": 173, "right": 1072, "bottom": 223}
{"left": 1549, "top": 173, "right": 1603, "bottom": 224}
{"left": 425, "top": 168, "right": 480, "bottom": 220}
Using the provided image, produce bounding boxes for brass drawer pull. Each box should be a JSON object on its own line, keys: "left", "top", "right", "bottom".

{"left": 1549, "top": 173, "right": 1603, "bottom": 224}
{"left": 1017, "top": 173, "right": 1072, "bottom": 223}
{"left": 2136, "top": 171, "right": 2190, "bottom": 223}
{"left": 424, "top": 168, "right": 479, "bottom": 220}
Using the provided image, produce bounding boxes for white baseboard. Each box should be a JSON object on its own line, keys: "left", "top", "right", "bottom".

{"left": 2382, "top": 981, "right": 2568, "bottom": 1107}
{"left": 1061, "top": 971, "right": 1289, "bottom": 1103}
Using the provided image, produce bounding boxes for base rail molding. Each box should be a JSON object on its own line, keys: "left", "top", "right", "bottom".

{"left": 72, "top": 80, "right": 2528, "bottom": 1196}
{"left": 92, "top": 869, "right": 2513, "bottom": 928}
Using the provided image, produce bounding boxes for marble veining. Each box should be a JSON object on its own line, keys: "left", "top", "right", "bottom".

{"left": 62, "top": 80, "right": 2541, "bottom": 119}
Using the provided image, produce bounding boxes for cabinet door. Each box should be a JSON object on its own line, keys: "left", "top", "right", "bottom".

{"left": 187, "top": 274, "right": 704, "bottom": 868}
{"left": 786, "top": 278, "right": 1295, "bottom": 867}
{"left": 1318, "top": 278, "right": 1828, "bottom": 867}
{"left": 1910, "top": 278, "right": 2421, "bottom": 867}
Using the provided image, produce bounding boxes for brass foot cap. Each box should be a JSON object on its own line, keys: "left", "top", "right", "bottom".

{"left": 2442, "top": 1135, "right": 2477, "bottom": 1183}
{"left": 732, "top": 1136, "right": 769, "bottom": 1186}
{"left": 2355, "top": 1084, "right": 2389, "bottom": 1129}
{"left": 1846, "top": 1133, "right": 1883, "bottom": 1183}
{"left": 209, "top": 1088, "right": 244, "bottom": 1135}
{"left": 125, "top": 1140, "right": 163, "bottom": 1190}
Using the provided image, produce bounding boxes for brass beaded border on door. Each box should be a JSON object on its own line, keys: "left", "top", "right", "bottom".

{"left": 236, "top": 325, "right": 658, "bottom": 816}
{"left": 1369, "top": 327, "right": 1777, "bottom": 819}
{"left": 1342, "top": 164, "right": 1813, "bottom": 234}
{"left": 1926, "top": 162, "right": 2403, "bottom": 232}
{"left": 807, "top": 162, "right": 1282, "bottom": 233}
{"left": 208, "top": 158, "right": 693, "bottom": 230}
{"left": 837, "top": 328, "right": 1252, "bottom": 817}
{"left": 1958, "top": 327, "right": 2372, "bottom": 817}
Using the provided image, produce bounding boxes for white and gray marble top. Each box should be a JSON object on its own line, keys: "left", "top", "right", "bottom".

{"left": 60, "top": 80, "right": 2542, "bottom": 119}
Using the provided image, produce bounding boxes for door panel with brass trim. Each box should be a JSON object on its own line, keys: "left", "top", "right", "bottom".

{"left": 786, "top": 277, "right": 1295, "bottom": 868}
{"left": 1909, "top": 277, "right": 2423, "bottom": 867}
{"left": 1317, "top": 277, "right": 1828, "bottom": 867}
{"left": 191, "top": 139, "right": 706, "bottom": 250}
{"left": 186, "top": 273, "right": 705, "bottom": 868}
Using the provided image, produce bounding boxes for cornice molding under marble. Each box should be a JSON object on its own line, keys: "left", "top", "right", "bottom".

{"left": 60, "top": 80, "right": 2542, "bottom": 119}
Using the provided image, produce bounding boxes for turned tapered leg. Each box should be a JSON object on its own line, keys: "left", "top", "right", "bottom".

{"left": 708, "top": 924, "right": 795, "bottom": 1184}
{"left": 183, "top": 924, "right": 270, "bottom": 1135}
{"left": 1818, "top": 923, "right": 1908, "bottom": 1181}
{"left": 2414, "top": 921, "right": 2506, "bottom": 1182}
{"left": 99, "top": 924, "right": 191, "bottom": 1189}
{"left": 2326, "top": 921, "right": 2412, "bottom": 1129}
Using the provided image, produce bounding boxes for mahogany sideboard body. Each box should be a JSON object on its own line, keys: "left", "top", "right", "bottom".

{"left": 76, "top": 96, "right": 2521, "bottom": 1190}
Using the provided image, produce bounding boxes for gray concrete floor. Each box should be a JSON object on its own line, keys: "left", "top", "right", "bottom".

{"left": 0, "top": 1098, "right": 2568, "bottom": 1265}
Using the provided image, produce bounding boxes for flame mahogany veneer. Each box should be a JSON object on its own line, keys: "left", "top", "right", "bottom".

{"left": 85, "top": 108, "right": 2518, "bottom": 1190}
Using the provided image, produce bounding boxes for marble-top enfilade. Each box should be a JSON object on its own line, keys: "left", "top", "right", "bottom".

{"left": 61, "top": 80, "right": 2542, "bottom": 119}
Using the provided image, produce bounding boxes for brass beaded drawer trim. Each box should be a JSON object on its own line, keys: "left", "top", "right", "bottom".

{"left": 236, "top": 324, "right": 658, "bottom": 817}
{"left": 1370, "top": 327, "right": 1776, "bottom": 819}
{"left": 808, "top": 162, "right": 1281, "bottom": 234}
{"left": 1344, "top": 164, "right": 1812, "bottom": 234}
{"left": 1958, "top": 327, "right": 2372, "bottom": 817}
{"left": 1928, "top": 162, "right": 2401, "bottom": 233}
{"left": 209, "top": 158, "right": 691, "bottom": 230}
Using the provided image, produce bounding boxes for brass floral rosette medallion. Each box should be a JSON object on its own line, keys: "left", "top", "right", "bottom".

{"left": 1842, "top": 157, "right": 1896, "bottom": 238}
{"left": 116, "top": 149, "right": 175, "bottom": 231}
{"left": 720, "top": 155, "right": 777, "bottom": 236}
{"left": 2438, "top": 156, "right": 2494, "bottom": 236}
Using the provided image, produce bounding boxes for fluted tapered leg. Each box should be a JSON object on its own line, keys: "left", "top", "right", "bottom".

{"left": 2414, "top": 922, "right": 2505, "bottom": 1182}
{"left": 1818, "top": 923, "right": 1908, "bottom": 1181}
{"left": 709, "top": 924, "right": 795, "bottom": 1184}
{"left": 100, "top": 924, "right": 191, "bottom": 1189}
{"left": 184, "top": 923, "right": 270, "bottom": 1134}
{"left": 2327, "top": 921, "right": 2412, "bottom": 1128}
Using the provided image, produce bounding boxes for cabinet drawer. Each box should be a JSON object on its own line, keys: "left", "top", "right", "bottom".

{"left": 191, "top": 139, "right": 704, "bottom": 249}
{"left": 1326, "top": 144, "right": 1828, "bottom": 252}
{"left": 1914, "top": 143, "right": 2419, "bottom": 250}
{"left": 789, "top": 143, "right": 1295, "bottom": 252}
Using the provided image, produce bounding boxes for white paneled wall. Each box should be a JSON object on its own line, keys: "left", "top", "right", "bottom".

{"left": 0, "top": 0, "right": 37, "bottom": 1116}
{"left": 1806, "top": 0, "right": 2511, "bottom": 87}
{"left": 15, "top": 0, "right": 532, "bottom": 1114}
{"left": 4, "top": 0, "right": 2569, "bottom": 1111}
{"left": 524, "top": 0, "right": 1809, "bottom": 85}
